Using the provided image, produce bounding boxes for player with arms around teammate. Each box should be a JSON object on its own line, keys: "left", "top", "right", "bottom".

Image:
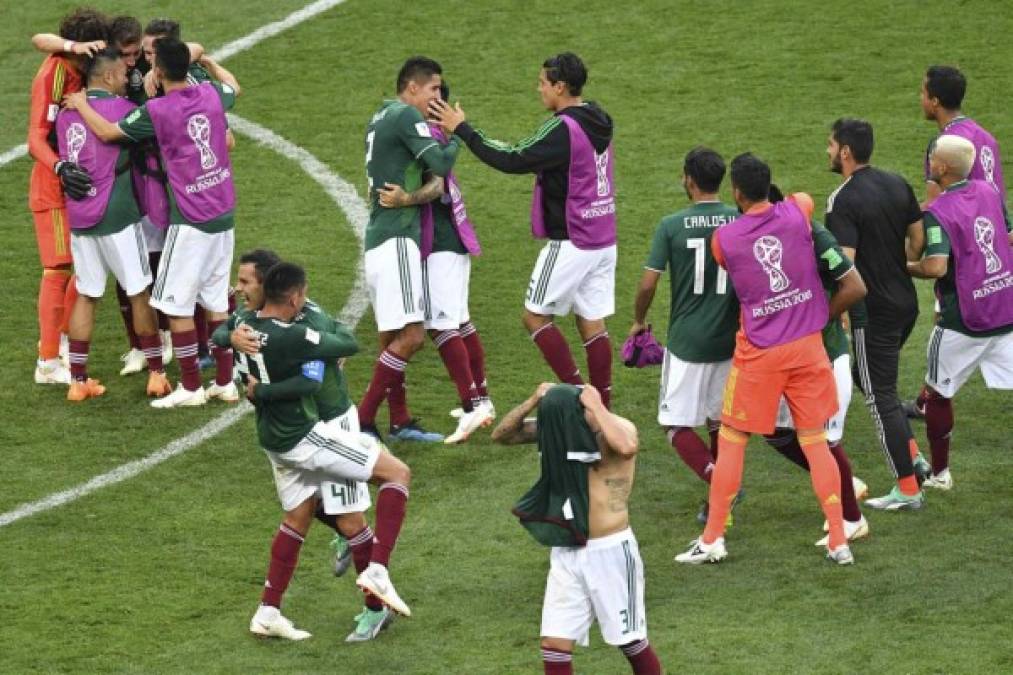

{"left": 64, "top": 37, "right": 240, "bottom": 409}
{"left": 56, "top": 48, "right": 169, "bottom": 401}
{"left": 676, "top": 154, "right": 866, "bottom": 566}
{"left": 358, "top": 57, "right": 461, "bottom": 441}
{"left": 26, "top": 7, "right": 107, "bottom": 385}
{"left": 825, "top": 118, "right": 931, "bottom": 509}
{"left": 495, "top": 384, "right": 662, "bottom": 675}
{"left": 430, "top": 52, "right": 618, "bottom": 408}
{"left": 629, "top": 147, "right": 740, "bottom": 520}
{"left": 212, "top": 263, "right": 414, "bottom": 639}
{"left": 907, "top": 135, "right": 1013, "bottom": 491}
{"left": 228, "top": 250, "right": 393, "bottom": 642}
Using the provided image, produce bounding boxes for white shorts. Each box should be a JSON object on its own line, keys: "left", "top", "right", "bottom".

{"left": 150, "top": 224, "right": 234, "bottom": 316}
{"left": 423, "top": 252, "right": 471, "bottom": 330}
{"left": 525, "top": 240, "right": 616, "bottom": 320}
{"left": 365, "top": 237, "right": 424, "bottom": 332}
{"left": 657, "top": 351, "right": 730, "bottom": 427}
{"left": 541, "top": 528, "right": 647, "bottom": 647}
{"left": 925, "top": 326, "right": 1013, "bottom": 398}
{"left": 776, "top": 353, "right": 852, "bottom": 442}
{"left": 70, "top": 223, "right": 152, "bottom": 298}
{"left": 265, "top": 421, "right": 380, "bottom": 512}
{"left": 141, "top": 215, "right": 166, "bottom": 254}
{"left": 319, "top": 405, "right": 371, "bottom": 515}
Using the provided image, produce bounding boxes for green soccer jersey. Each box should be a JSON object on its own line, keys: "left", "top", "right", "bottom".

{"left": 77, "top": 90, "right": 142, "bottom": 237}
{"left": 923, "top": 195, "right": 1013, "bottom": 338}
{"left": 364, "top": 100, "right": 460, "bottom": 251}
{"left": 812, "top": 224, "right": 855, "bottom": 361}
{"left": 214, "top": 308, "right": 358, "bottom": 452}
{"left": 118, "top": 80, "right": 237, "bottom": 234}
{"left": 645, "top": 201, "right": 741, "bottom": 362}
{"left": 431, "top": 199, "right": 467, "bottom": 254}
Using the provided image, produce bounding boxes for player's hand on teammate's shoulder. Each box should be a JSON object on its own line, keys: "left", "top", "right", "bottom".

{"left": 72, "top": 40, "right": 105, "bottom": 56}
{"left": 377, "top": 182, "right": 409, "bottom": 208}
{"left": 428, "top": 98, "right": 465, "bottom": 135}
{"left": 62, "top": 91, "right": 86, "bottom": 110}
{"left": 231, "top": 325, "right": 260, "bottom": 355}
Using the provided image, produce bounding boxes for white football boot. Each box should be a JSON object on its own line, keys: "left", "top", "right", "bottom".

{"left": 35, "top": 358, "right": 71, "bottom": 385}
{"left": 444, "top": 405, "right": 494, "bottom": 444}
{"left": 150, "top": 384, "right": 207, "bottom": 409}
{"left": 826, "top": 544, "right": 855, "bottom": 565}
{"left": 922, "top": 468, "right": 953, "bottom": 491}
{"left": 119, "top": 348, "right": 147, "bottom": 376}
{"left": 207, "top": 381, "right": 240, "bottom": 402}
{"left": 674, "top": 537, "right": 727, "bottom": 565}
{"left": 815, "top": 515, "right": 869, "bottom": 546}
{"left": 249, "top": 605, "right": 311, "bottom": 640}
{"left": 356, "top": 563, "right": 411, "bottom": 617}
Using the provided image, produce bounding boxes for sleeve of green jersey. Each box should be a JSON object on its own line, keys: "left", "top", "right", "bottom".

{"left": 812, "top": 225, "right": 854, "bottom": 280}
{"left": 294, "top": 325, "right": 359, "bottom": 360}
{"left": 118, "top": 104, "right": 155, "bottom": 142}
{"left": 923, "top": 212, "right": 951, "bottom": 257}
{"left": 644, "top": 220, "right": 669, "bottom": 272}
{"left": 398, "top": 106, "right": 458, "bottom": 176}
{"left": 211, "top": 81, "right": 237, "bottom": 112}
{"left": 211, "top": 312, "right": 238, "bottom": 348}
{"left": 254, "top": 373, "right": 321, "bottom": 402}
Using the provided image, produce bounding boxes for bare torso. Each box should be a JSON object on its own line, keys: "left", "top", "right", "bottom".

{"left": 587, "top": 436, "right": 636, "bottom": 538}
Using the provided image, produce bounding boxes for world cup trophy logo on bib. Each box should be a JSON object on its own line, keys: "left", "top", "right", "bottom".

{"left": 187, "top": 114, "right": 217, "bottom": 170}
{"left": 66, "top": 123, "right": 87, "bottom": 164}
{"left": 594, "top": 149, "right": 610, "bottom": 197}
{"left": 974, "top": 217, "right": 1003, "bottom": 274}
{"left": 753, "top": 235, "right": 791, "bottom": 292}
{"left": 980, "top": 146, "right": 997, "bottom": 192}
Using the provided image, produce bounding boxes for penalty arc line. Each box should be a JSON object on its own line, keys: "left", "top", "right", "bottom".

{"left": 0, "top": 0, "right": 367, "bottom": 529}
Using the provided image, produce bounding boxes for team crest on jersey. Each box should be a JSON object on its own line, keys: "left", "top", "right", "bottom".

{"left": 415, "top": 122, "right": 433, "bottom": 138}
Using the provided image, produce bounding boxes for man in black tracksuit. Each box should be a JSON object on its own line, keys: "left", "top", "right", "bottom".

{"left": 825, "top": 118, "right": 931, "bottom": 511}
{"left": 429, "top": 52, "right": 618, "bottom": 409}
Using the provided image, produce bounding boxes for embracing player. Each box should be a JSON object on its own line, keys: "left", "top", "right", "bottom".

{"left": 430, "top": 52, "right": 617, "bottom": 408}
{"left": 358, "top": 57, "right": 461, "bottom": 441}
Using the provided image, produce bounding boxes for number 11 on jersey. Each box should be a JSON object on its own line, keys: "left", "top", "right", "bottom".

{"left": 687, "top": 238, "right": 728, "bottom": 295}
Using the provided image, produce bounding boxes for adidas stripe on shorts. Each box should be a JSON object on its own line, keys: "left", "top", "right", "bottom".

{"left": 365, "top": 236, "right": 424, "bottom": 331}
{"left": 525, "top": 240, "right": 616, "bottom": 320}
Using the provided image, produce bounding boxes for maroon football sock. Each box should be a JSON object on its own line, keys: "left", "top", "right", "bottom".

{"left": 207, "top": 319, "right": 233, "bottom": 386}
{"left": 387, "top": 368, "right": 411, "bottom": 427}
{"left": 115, "top": 283, "right": 140, "bottom": 350}
{"left": 359, "top": 350, "right": 407, "bottom": 427}
{"left": 829, "top": 441, "right": 862, "bottom": 522}
{"left": 434, "top": 330, "right": 479, "bottom": 411}
{"left": 260, "top": 522, "right": 304, "bottom": 609}
{"left": 707, "top": 419, "right": 721, "bottom": 457}
{"left": 765, "top": 428, "right": 809, "bottom": 470}
{"left": 171, "top": 329, "right": 202, "bottom": 391}
{"left": 541, "top": 648, "right": 573, "bottom": 674}
{"left": 668, "top": 427, "right": 714, "bottom": 483}
{"left": 621, "top": 640, "right": 662, "bottom": 675}
{"left": 583, "top": 331, "right": 612, "bottom": 409}
{"left": 531, "top": 323, "right": 583, "bottom": 385}
{"left": 460, "top": 322, "right": 488, "bottom": 397}
{"left": 925, "top": 394, "right": 954, "bottom": 474}
{"left": 194, "top": 306, "right": 209, "bottom": 358}
{"left": 68, "top": 339, "right": 90, "bottom": 382}
{"left": 348, "top": 526, "right": 384, "bottom": 611}
{"left": 370, "top": 483, "right": 408, "bottom": 568}
{"left": 138, "top": 332, "right": 164, "bottom": 373}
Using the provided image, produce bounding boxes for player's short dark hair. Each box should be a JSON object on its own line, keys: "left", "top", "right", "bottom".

{"left": 263, "top": 262, "right": 307, "bottom": 304}
{"left": 683, "top": 147, "right": 725, "bottom": 193}
{"left": 730, "top": 153, "right": 771, "bottom": 202}
{"left": 831, "top": 118, "right": 874, "bottom": 163}
{"left": 397, "top": 56, "right": 442, "bottom": 93}
{"left": 85, "top": 47, "right": 122, "bottom": 82}
{"left": 154, "top": 37, "right": 190, "bottom": 82}
{"left": 925, "top": 65, "right": 966, "bottom": 110}
{"left": 542, "top": 52, "right": 587, "bottom": 96}
{"left": 240, "top": 249, "right": 283, "bottom": 282}
{"left": 109, "top": 15, "right": 141, "bottom": 47}
{"left": 144, "top": 18, "right": 181, "bottom": 40}
{"left": 59, "top": 7, "right": 108, "bottom": 43}
{"left": 439, "top": 81, "right": 450, "bottom": 102}
{"left": 767, "top": 183, "right": 785, "bottom": 203}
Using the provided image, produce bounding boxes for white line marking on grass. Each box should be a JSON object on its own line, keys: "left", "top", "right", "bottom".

{"left": 0, "top": 1, "right": 368, "bottom": 529}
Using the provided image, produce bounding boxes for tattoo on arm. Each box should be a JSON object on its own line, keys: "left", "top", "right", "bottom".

{"left": 491, "top": 398, "right": 538, "bottom": 445}
{"left": 406, "top": 174, "right": 444, "bottom": 206}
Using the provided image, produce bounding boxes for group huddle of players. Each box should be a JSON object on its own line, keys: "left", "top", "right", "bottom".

{"left": 23, "top": 7, "right": 1012, "bottom": 674}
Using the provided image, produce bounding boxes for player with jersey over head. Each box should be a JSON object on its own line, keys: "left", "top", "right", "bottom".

{"left": 56, "top": 48, "right": 168, "bottom": 401}
{"left": 629, "top": 147, "right": 741, "bottom": 521}
{"left": 907, "top": 135, "right": 1013, "bottom": 491}
{"left": 212, "top": 262, "right": 414, "bottom": 640}
{"left": 358, "top": 56, "right": 462, "bottom": 442}
{"left": 675, "top": 154, "right": 866, "bottom": 566}
{"left": 64, "top": 37, "right": 240, "bottom": 409}
{"left": 26, "top": 7, "right": 107, "bottom": 385}
{"left": 429, "top": 52, "right": 618, "bottom": 408}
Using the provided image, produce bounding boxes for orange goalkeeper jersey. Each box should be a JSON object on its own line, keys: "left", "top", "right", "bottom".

{"left": 27, "top": 55, "right": 83, "bottom": 211}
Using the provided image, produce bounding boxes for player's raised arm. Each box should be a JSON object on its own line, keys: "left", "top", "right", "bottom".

{"left": 580, "top": 385, "right": 638, "bottom": 457}
{"left": 491, "top": 383, "right": 552, "bottom": 445}
{"left": 199, "top": 55, "right": 241, "bottom": 97}
{"left": 31, "top": 33, "right": 106, "bottom": 56}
